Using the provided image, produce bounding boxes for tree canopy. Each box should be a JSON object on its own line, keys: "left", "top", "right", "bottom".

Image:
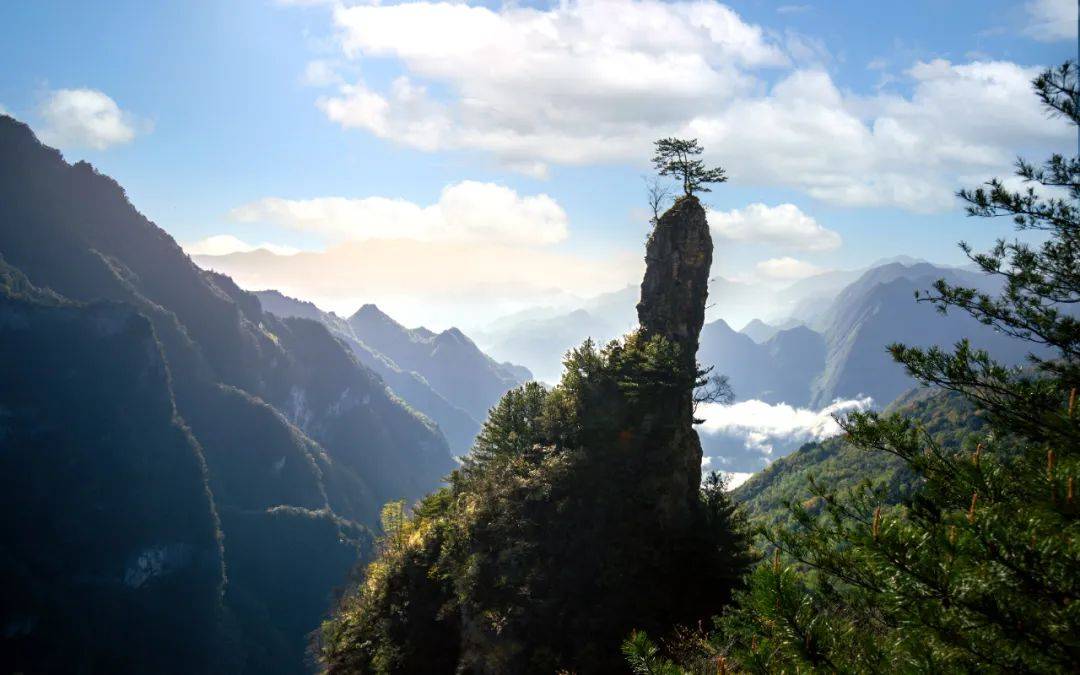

{"left": 652, "top": 138, "right": 728, "bottom": 197}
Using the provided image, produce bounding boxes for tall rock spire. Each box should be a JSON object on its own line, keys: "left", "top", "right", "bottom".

{"left": 637, "top": 195, "right": 713, "bottom": 365}
{"left": 635, "top": 194, "right": 713, "bottom": 526}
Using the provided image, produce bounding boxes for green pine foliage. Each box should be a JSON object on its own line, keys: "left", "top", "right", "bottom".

{"left": 652, "top": 138, "right": 728, "bottom": 197}
{"left": 320, "top": 331, "right": 755, "bottom": 673}
{"left": 628, "top": 61, "right": 1080, "bottom": 675}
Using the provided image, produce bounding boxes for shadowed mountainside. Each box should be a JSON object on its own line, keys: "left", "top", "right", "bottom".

{"left": 0, "top": 115, "right": 455, "bottom": 674}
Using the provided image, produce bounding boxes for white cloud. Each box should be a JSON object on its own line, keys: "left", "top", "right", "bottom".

{"left": 697, "top": 396, "right": 871, "bottom": 464}
{"left": 1024, "top": 0, "right": 1078, "bottom": 42}
{"left": 230, "top": 181, "right": 569, "bottom": 246}
{"left": 724, "top": 472, "right": 753, "bottom": 489}
{"left": 692, "top": 61, "right": 1070, "bottom": 211}
{"left": 755, "top": 256, "right": 823, "bottom": 281}
{"left": 708, "top": 203, "right": 840, "bottom": 250}
{"left": 320, "top": 0, "right": 785, "bottom": 169}
{"left": 314, "top": 0, "right": 1070, "bottom": 210}
{"left": 37, "top": 88, "right": 142, "bottom": 150}
{"left": 302, "top": 60, "right": 343, "bottom": 87}
{"left": 183, "top": 235, "right": 300, "bottom": 257}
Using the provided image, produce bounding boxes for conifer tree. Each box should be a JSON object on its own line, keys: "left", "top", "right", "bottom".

{"left": 652, "top": 138, "right": 728, "bottom": 196}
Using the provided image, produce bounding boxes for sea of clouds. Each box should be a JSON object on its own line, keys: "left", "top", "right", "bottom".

{"left": 696, "top": 396, "right": 873, "bottom": 477}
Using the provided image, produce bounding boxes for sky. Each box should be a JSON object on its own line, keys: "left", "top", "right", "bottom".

{"left": 1, "top": 0, "right": 1077, "bottom": 329}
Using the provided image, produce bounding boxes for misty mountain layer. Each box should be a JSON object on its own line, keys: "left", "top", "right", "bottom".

{"left": 254, "top": 290, "right": 530, "bottom": 454}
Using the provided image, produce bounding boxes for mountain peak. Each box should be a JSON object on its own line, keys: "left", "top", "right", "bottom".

{"left": 438, "top": 326, "right": 468, "bottom": 342}
{"left": 350, "top": 302, "right": 400, "bottom": 326}
{"left": 740, "top": 318, "right": 779, "bottom": 343}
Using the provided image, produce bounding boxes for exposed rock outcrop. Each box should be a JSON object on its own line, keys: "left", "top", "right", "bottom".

{"left": 636, "top": 195, "right": 713, "bottom": 526}
{"left": 638, "top": 195, "right": 713, "bottom": 363}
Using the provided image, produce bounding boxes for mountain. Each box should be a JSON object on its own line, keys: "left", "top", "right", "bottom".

{"left": 740, "top": 318, "right": 780, "bottom": 343}
{"left": 478, "top": 277, "right": 773, "bottom": 383}
{"left": 254, "top": 290, "right": 529, "bottom": 454}
{"left": 697, "top": 319, "right": 825, "bottom": 407}
{"left": 320, "top": 195, "right": 754, "bottom": 674}
{"left": 809, "top": 262, "right": 1029, "bottom": 408}
{"left": 0, "top": 115, "right": 454, "bottom": 673}
{"left": 347, "top": 303, "right": 529, "bottom": 422}
{"left": 696, "top": 261, "right": 1038, "bottom": 418}
{"left": 763, "top": 325, "right": 828, "bottom": 404}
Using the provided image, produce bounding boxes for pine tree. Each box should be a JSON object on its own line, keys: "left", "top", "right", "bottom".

{"left": 652, "top": 138, "right": 728, "bottom": 197}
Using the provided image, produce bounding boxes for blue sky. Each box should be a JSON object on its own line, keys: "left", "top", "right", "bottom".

{"left": 1, "top": 0, "right": 1076, "bottom": 326}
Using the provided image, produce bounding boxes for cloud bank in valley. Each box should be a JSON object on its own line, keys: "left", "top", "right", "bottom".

{"left": 696, "top": 396, "right": 873, "bottom": 472}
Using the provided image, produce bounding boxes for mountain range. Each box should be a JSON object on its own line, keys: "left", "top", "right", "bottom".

{"left": 0, "top": 115, "right": 455, "bottom": 674}
{"left": 254, "top": 290, "right": 530, "bottom": 454}
{"left": 697, "top": 262, "right": 1033, "bottom": 409}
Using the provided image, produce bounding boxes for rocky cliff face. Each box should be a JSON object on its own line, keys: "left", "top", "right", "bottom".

{"left": 636, "top": 195, "right": 713, "bottom": 526}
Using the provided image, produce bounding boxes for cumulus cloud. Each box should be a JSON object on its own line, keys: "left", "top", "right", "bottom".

{"left": 320, "top": 0, "right": 784, "bottom": 167}
{"left": 1024, "top": 0, "right": 1078, "bottom": 42}
{"left": 755, "top": 256, "right": 824, "bottom": 281}
{"left": 691, "top": 61, "right": 1070, "bottom": 210}
{"left": 37, "top": 88, "right": 143, "bottom": 150}
{"left": 229, "top": 181, "right": 569, "bottom": 246}
{"left": 708, "top": 203, "right": 840, "bottom": 250}
{"left": 183, "top": 235, "right": 300, "bottom": 257}
{"left": 697, "top": 397, "right": 872, "bottom": 471}
{"left": 312, "top": 0, "right": 1070, "bottom": 210}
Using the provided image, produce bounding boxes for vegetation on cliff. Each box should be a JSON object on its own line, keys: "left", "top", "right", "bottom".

{"left": 320, "top": 192, "right": 755, "bottom": 673}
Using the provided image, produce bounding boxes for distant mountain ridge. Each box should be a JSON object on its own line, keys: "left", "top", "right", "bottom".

{"left": 807, "top": 262, "right": 1026, "bottom": 407}
{"left": 347, "top": 303, "right": 529, "bottom": 421}
{"left": 740, "top": 318, "right": 781, "bottom": 343}
{"left": 698, "top": 319, "right": 825, "bottom": 407}
{"left": 695, "top": 261, "right": 1038, "bottom": 414}
{"left": 255, "top": 290, "right": 531, "bottom": 453}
